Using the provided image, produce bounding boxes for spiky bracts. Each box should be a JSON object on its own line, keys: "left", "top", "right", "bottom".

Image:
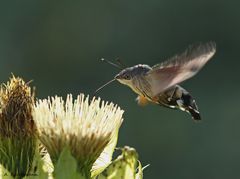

{"left": 0, "top": 76, "right": 37, "bottom": 177}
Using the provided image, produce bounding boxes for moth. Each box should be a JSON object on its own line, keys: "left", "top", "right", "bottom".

{"left": 95, "top": 42, "right": 216, "bottom": 120}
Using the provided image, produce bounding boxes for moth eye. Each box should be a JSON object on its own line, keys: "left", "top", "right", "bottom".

{"left": 124, "top": 74, "right": 131, "bottom": 80}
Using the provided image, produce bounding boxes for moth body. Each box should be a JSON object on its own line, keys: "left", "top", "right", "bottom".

{"left": 98, "top": 42, "right": 216, "bottom": 121}
{"left": 114, "top": 42, "right": 216, "bottom": 120}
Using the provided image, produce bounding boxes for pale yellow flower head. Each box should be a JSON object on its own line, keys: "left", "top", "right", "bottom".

{"left": 33, "top": 94, "right": 124, "bottom": 176}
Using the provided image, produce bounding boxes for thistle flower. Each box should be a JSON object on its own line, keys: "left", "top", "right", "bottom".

{"left": 0, "top": 76, "right": 37, "bottom": 177}
{"left": 33, "top": 94, "right": 124, "bottom": 178}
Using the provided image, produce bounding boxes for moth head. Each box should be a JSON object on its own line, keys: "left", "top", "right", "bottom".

{"left": 115, "top": 65, "right": 151, "bottom": 86}
{"left": 115, "top": 68, "right": 133, "bottom": 86}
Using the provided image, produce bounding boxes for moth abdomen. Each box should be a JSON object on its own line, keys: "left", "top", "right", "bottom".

{"left": 156, "top": 85, "right": 201, "bottom": 120}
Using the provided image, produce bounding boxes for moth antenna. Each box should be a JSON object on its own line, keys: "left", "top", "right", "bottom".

{"left": 101, "top": 58, "right": 123, "bottom": 69}
{"left": 115, "top": 58, "right": 126, "bottom": 68}
{"left": 94, "top": 78, "right": 116, "bottom": 94}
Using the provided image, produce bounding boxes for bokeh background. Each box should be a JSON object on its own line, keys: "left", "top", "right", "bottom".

{"left": 0, "top": 1, "right": 239, "bottom": 178}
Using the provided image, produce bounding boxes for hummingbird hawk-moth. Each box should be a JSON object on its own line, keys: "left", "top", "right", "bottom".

{"left": 95, "top": 42, "right": 216, "bottom": 120}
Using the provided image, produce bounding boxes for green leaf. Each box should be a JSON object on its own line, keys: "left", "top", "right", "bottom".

{"left": 91, "top": 130, "right": 119, "bottom": 178}
{"left": 54, "top": 148, "right": 85, "bottom": 179}
{"left": 0, "top": 164, "right": 13, "bottom": 179}
{"left": 98, "top": 146, "right": 139, "bottom": 179}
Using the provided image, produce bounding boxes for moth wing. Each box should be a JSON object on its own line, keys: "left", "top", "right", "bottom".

{"left": 146, "top": 42, "right": 216, "bottom": 96}
{"left": 136, "top": 95, "right": 150, "bottom": 106}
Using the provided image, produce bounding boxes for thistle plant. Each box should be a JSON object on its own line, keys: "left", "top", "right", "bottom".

{"left": 0, "top": 76, "right": 37, "bottom": 177}
{"left": 0, "top": 75, "right": 146, "bottom": 179}
{"left": 33, "top": 94, "right": 124, "bottom": 178}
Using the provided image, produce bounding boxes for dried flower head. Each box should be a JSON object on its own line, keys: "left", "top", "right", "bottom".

{"left": 0, "top": 76, "right": 35, "bottom": 136}
{"left": 0, "top": 75, "right": 37, "bottom": 177}
{"left": 33, "top": 94, "right": 124, "bottom": 177}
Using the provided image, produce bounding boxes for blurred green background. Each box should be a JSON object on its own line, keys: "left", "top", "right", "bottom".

{"left": 0, "top": 1, "right": 239, "bottom": 178}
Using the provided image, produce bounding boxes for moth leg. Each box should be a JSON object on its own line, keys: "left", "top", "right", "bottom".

{"left": 167, "top": 87, "right": 177, "bottom": 102}
{"left": 136, "top": 95, "right": 150, "bottom": 106}
{"left": 153, "top": 94, "right": 177, "bottom": 109}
